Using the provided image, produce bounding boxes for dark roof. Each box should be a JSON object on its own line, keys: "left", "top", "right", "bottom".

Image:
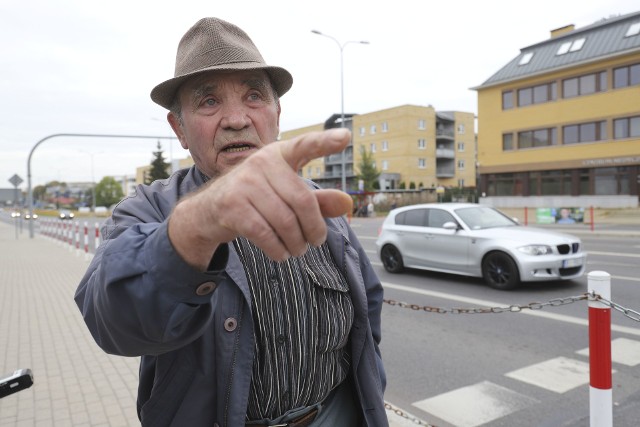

{"left": 474, "top": 10, "right": 640, "bottom": 89}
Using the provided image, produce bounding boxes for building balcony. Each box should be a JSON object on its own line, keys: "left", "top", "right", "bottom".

{"left": 435, "top": 148, "right": 455, "bottom": 158}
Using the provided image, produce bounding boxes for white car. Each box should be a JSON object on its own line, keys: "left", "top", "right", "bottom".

{"left": 376, "top": 203, "right": 587, "bottom": 290}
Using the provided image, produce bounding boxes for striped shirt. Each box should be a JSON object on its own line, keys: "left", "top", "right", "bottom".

{"left": 233, "top": 237, "right": 354, "bottom": 421}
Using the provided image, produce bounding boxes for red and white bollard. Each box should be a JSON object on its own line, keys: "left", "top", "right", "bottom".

{"left": 94, "top": 222, "right": 100, "bottom": 253}
{"left": 83, "top": 222, "right": 89, "bottom": 259}
{"left": 588, "top": 271, "right": 612, "bottom": 427}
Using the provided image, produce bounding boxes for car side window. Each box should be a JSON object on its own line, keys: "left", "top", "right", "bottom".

{"left": 426, "top": 209, "right": 456, "bottom": 228}
{"left": 395, "top": 209, "right": 427, "bottom": 226}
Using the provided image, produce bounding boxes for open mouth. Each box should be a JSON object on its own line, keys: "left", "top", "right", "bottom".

{"left": 223, "top": 143, "right": 254, "bottom": 153}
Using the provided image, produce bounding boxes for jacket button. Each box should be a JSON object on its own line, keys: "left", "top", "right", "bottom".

{"left": 195, "top": 281, "right": 217, "bottom": 296}
{"left": 224, "top": 317, "right": 237, "bottom": 332}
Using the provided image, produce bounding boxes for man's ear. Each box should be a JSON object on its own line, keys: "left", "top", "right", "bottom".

{"left": 168, "top": 111, "right": 188, "bottom": 149}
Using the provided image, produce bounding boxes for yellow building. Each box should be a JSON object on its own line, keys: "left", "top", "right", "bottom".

{"left": 473, "top": 11, "right": 640, "bottom": 208}
{"left": 282, "top": 105, "right": 476, "bottom": 193}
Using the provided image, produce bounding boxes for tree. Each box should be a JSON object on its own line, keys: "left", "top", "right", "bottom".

{"left": 355, "top": 146, "right": 380, "bottom": 192}
{"left": 95, "top": 176, "right": 124, "bottom": 207}
{"left": 33, "top": 185, "right": 46, "bottom": 202}
{"left": 145, "top": 141, "right": 170, "bottom": 184}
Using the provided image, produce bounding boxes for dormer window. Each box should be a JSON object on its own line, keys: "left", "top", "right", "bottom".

{"left": 556, "top": 38, "right": 586, "bottom": 55}
{"left": 519, "top": 52, "right": 534, "bottom": 65}
{"left": 569, "top": 38, "right": 585, "bottom": 52}
{"left": 626, "top": 22, "right": 640, "bottom": 37}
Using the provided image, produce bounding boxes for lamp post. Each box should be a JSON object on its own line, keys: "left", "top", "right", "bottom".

{"left": 311, "top": 30, "right": 369, "bottom": 192}
{"left": 78, "top": 150, "right": 99, "bottom": 212}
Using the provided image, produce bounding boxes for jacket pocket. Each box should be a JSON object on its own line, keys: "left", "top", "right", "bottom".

{"left": 305, "top": 263, "right": 354, "bottom": 352}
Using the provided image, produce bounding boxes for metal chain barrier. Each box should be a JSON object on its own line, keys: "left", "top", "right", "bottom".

{"left": 382, "top": 289, "right": 639, "bottom": 426}
{"left": 593, "top": 293, "right": 640, "bottom": 322}
{"left": 385, "top": 401, "right": 438, "bottom": 427}
{"left": 383, "top": 292, "right": 640, "bottom": 322}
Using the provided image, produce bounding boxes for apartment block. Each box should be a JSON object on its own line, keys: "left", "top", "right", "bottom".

{"left": 473, "top": 11, "right": 640, "bottom": 208}
{"left": 282, "top": 105, "right": 476, "bottom": 193}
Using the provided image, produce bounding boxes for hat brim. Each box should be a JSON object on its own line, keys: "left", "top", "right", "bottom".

{"left": 150, "top": 63, "right": 293, "bottom": 110}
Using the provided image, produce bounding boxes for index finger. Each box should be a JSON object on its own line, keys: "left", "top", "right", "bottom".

{"left": 279, "top": 128, "right": 351, "bottom": 171}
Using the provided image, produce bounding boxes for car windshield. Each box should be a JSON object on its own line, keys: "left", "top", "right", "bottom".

{"left": 454, "top": 206, "right": 518, "bottom": 230}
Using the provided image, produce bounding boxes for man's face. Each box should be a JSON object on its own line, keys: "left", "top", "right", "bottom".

{"left": 169, "top": 70, "right": 281, "bottom": 179}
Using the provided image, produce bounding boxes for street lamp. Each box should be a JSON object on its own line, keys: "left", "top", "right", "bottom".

{"left": 311, "top": 30, "right": 369, "bottom": 192}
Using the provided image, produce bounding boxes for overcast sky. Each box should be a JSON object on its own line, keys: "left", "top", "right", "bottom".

{"left": 2, "top": 0, "right": 639, "bottom": 189}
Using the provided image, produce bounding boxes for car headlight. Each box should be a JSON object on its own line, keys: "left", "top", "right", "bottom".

{"left": 518, "top": 245, "right": 553, "bottom": 256}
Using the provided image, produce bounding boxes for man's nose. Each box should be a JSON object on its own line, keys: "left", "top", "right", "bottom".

{"left": 219, "top": 102, "right": 250, "bottom": 130}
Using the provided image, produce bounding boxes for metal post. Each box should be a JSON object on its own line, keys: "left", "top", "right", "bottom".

{"left": 311, "top": 30, "right": 369, "bottom": 192}
{"left": 588, "top": 271, "right": 612, "bottom": 427}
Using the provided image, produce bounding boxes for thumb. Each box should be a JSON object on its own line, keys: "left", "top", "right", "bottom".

{"left": 279, "top": 128, "right": 351, "bottom": 171}
{"left": 315, "top": 189, "right": 353, "bottom": 218}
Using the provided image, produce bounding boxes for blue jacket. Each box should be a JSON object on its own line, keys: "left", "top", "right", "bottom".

{"left": 75, "top": 166, "right": 388, "bottom": 427}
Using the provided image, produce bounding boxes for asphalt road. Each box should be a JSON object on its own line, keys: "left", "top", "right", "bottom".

{"left": 350, "top": 216, "right": 640, "bottom": 427}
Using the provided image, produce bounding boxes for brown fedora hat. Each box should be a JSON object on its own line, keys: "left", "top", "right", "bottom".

{"left": 151, "top": 17, "right": 293, "bottom": 109}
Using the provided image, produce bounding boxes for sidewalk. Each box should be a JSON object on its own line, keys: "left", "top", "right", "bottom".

{"left": 0, "top": 222, "right": 408, "bottom": 426}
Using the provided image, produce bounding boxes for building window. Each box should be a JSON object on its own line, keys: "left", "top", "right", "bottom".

{"left": 518, "top": 82, "right": 556, "bottom": 106}
{"left": 370, "top": 143, "right": 376, "bottom": 153}
{"left": 613, "top": 63, "right": 640, "bottom": 88}
{"left": 457, "top": 142, "right": 465, "bottom": 151}
{"left": 457, "top": 160, "right": 465, "bottom": 170}
{"left": 563, "top": 121, "right": 607, "bottom": 144}
{"left": 519, "top": 52, "right": 534, "bottom": 65}
{"left": 359, "top": 126, "right": 365, "bottom": 136}
{"left": 613, "top": 116, "right": 640, "bottom": 139}
{"left": 316, "top": 167, "right": 321, "bottom": 176}
{"left": 418, "top": 158, "right": 426, "bottom": 168}
{"left": 518, "top": 87, "right": 532, "bottom": 106}
{"left": 563, "top": 71, "right": 607, "bottom": 97}
{"left": 557, "top": 38, "right": 586, "bottom": 55}
{"left": 418, "top": 119, "right": 426, "bottom": 130}
{"left": 382, "top": 140, "right": 389, "bottom": 151}
{"left": 458, "top": 179, "right": 465, "bottom": 187}
{"left": 502, "top": 133, "right": 514, "bottom": 150}
{"left": 518, "top": 128, "right": 557, "bottom": 149}
{"left": 626, "top": 22, "right": 640, "bottom": 37}
{"left": 457, "top": 124, "right": 465, "bottom": 134}
{"left": 502, "top": 91, "right": 513, "bottom": 109}
{"left": 418, "top": 139, "right": 426, "bottom": 149}
{"left": 370, "top": 124, "right": 376, "bottom": 134}
{"left": 382, "top": 160, "right": 388, "bottom": 171}
{"left": 382, "top": 121, "right": 388, "bottom": 132}
{"left": 307, "top": 166, "right": 312, "bottom": 176}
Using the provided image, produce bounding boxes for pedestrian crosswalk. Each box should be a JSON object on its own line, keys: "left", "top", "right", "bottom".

{"left": 404, "top": 337, "right": 640, "bottom": 427}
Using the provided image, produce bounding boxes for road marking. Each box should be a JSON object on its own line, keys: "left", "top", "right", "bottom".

{"left": 576, "top": 337, "right": 640, "bottom": 366}
{"left": 382, "top": 282, "right": 640, "bottom": 337}
{"left": 412, "top": 381, "right": 538, "bottom": 427}
{"left": 505, "top": 357, "right": 593, "bottom": 393}
{"left": 588, "top": 250, "right": 640, "bottom": 258}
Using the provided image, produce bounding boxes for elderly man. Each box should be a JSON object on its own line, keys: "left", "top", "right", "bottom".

{"left": 75, "top": 18, "right": 388, "bottom": 427}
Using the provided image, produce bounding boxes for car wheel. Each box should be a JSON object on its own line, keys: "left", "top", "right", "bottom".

{"left": 482, "top": 251, "right": 520, "bottom": 290}
{"left": 381, "top": 244, "right": 404, "bottom": 273}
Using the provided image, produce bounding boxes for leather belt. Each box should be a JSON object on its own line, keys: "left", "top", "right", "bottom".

{"left": 245, "top": 407, "right": 318, "bottom": 427}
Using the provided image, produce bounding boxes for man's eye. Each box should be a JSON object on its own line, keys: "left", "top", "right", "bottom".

{"left": 203, "top": 98, "right": 217, "bottom": 106}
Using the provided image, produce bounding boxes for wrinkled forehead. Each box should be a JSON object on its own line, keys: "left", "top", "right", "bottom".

{"left": 179, "top": 69, "right": 273, "bottom": 100}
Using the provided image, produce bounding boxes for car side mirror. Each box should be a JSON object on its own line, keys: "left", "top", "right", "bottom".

{"left": 443, "top": 221, "right": 459, "bottom": 231}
